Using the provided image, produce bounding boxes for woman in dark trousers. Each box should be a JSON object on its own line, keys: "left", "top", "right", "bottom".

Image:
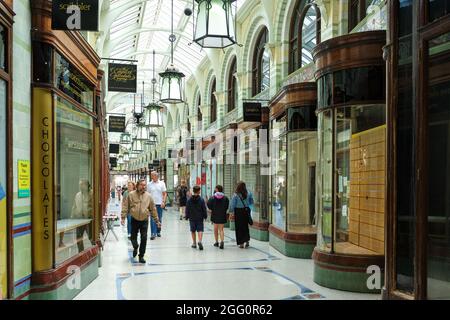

{"left": 230, "top": 182, "right": 254, "bottom": 249}
{"left": 207, "top": 185, "right": 230, "bottom": 249}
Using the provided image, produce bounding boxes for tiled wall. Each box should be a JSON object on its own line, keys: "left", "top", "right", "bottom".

{"left": 12, "top": 0, "right": 32, "bottom": 300}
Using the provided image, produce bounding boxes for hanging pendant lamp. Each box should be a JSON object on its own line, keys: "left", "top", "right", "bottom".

{"left": 193, "top": 0, "right": 237, "bottom": 48}
{"left": 160, "top": 0, "right": 185, "bottom": 104}
{"left": 146, "top": 50, "right": 165, "bottom": 127}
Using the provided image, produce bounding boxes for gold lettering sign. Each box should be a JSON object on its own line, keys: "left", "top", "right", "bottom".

{"left": 32, "top": 88, "right": 54, "bottom": 272}
{"left": 110, "top": 66, "right": 136, "bottom": 82}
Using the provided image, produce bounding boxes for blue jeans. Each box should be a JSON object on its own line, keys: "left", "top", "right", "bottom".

{"left": 151, "top": 205, "right": 163, "bottom": 237}
{"left": 127, "top": 214, "right": 132, "bottom": 235}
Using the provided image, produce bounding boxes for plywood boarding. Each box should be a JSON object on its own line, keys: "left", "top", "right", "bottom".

{"left": 348, "top": 125, "right": 386, "bottom": 254}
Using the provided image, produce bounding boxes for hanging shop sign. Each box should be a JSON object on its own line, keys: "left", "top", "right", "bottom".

{"left": 52, "top": 0, "right": 99, "bottom": 31}
{"left": 109, "top": 157, "right": 117, "bottom": 168}
{"left": 108, "top": 63, "right": 137, "bottom": 93}
{"left": 153, "top": 160, "right": 160, "bottom": 167}
{"left": 18, "top": 160, "right": 31, "bottom": 198}
{"left": 109, "top": 144, "right": 120, "bottom": 154}
{"left": 243, "top": 102, "right": 262, "bottom": 122}
{"left": 56, "top": 53, "right": 95, "bottom": 111}
{"left": 108, "top": 116, "right": 126, "bottom": 133}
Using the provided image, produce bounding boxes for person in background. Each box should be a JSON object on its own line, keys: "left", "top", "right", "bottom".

{"left": 71, "top": 179, "right": 93, "bottom": 253}
{"left": 185, "top": 185, "right": 207, "bottom": 250}
{"left": 147, "top": 171, "right": 167, "bottom": 239}
{"left": 207, "top": 185, "right": 229, "bottom": 250}
{"left": 122, "top": 181, "right": 135, "bottom": 239}
{"left": 121, "top": 179, "right": 160, "bottom": 264}
{"left": 176, "top": 179, "right": 189, "bottom": 220}
{"left": 230, "top": 181, "right": 254, "bottom": 249}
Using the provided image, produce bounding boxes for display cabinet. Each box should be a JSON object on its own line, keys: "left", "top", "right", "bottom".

{"left": 312, "top": 31, "right": 387, "bottom": 292}
{"left": 268, "top": 82, "right": 318, "bottom": 258}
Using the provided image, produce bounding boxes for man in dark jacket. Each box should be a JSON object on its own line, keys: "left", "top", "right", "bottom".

{"left": 185, "top": 185, "right": 207, "bottom": 250}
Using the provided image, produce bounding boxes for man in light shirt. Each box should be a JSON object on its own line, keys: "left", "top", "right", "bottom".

{"left": 147, "top": 171, "right": 167, "bottom": 239}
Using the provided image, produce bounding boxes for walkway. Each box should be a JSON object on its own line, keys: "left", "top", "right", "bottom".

{"left": 74, "top": 200, "right": 379, "bottom": 300}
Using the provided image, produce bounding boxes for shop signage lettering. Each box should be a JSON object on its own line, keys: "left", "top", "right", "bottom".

{"left": 108, "top": 64, "right": 137, "bottom": 93}
{"left": 109, "top": 144, "right": 120, "bottom": 154}
{"left": 56, "top": 54, "right": 94, "bottom": 110}
{"left": 243, "top": 102, "right": 262, "bottom": 122}
{"left": 110, "top": 157, "right": 117, "bottom": 168}
{"left": 18, "top": 160, "right": 31, "bottom": 198}
{"left": 108, "top": 116, "right": 126, "bottom": 133}
{"left": 41, "top": 117, "right": 51, "bottom": 240}
{"left": 52, "top": 0, "right": 99, "bottom": 31}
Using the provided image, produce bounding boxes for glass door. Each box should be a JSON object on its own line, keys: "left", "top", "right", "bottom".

{"left": 425, "top": 30, "right": 450, "bottom": 300}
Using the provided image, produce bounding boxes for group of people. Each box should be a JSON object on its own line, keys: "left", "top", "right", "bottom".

{"left": 118, "top": 172, "right": 254, "bottom": 264}
{"left": 120, "top": 171, "right": 167, "bottom": 263}
{"left": 176, "top": 180, "right": 254, "bottom": 250}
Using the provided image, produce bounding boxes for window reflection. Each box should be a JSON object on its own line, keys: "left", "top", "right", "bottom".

{"left": 56, "top": 97, "right": 94, "bottom": 265}
{"left": 427, "top": 31, "right": 450, "bottom": 300}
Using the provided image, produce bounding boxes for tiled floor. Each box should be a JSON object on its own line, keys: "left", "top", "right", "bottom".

{"left": 74, "top": 200, "right": 380, "bottom": 300}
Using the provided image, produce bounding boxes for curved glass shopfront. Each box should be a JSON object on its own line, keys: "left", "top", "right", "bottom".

{"left": 271, "top": 107, "right": 318, "bottom": 234}
{"left": 312, "top": 31, "right": 387, "bottom": 292}
{"left": 268, "top": 82, "right": 318, "bottom": 257}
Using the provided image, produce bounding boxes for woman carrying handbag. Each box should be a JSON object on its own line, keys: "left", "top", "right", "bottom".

{"left": 230, "top": 181, "right": 254, "bottom": 249}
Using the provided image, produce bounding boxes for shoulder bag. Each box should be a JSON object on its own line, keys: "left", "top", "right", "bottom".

{"left": 238, "top": 194, "right": 253, "bottom": 226}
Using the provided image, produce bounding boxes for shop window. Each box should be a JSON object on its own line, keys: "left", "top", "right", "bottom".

{"left": 227, "top": 57, "right": 238, "bottom": 113}
{"left": 55, "top": 53, "right": 94, "bottom": 112}
{"left": 333, "top": 66, "right": 385, "bottom": 105}
{"left": 317, "top": 110, "right": 333, "bottom": 251}
{"left": 0, "top": 79, "right": 7, "bottom": 298}
{"left": 334, "top": 104, "right": 386, "bottom": 255}
{"left": 56, "top": 97, "right": 94, "bottom": 265}
{"left": 210, "top": 78, "right": 217, "bottom": 123}
{"left": 426, "top": 31, "right": 450, "bottom": 300}
{"left": 396, "top": 0, "right": 415, "bottom": 293}
{"left": 271, "top": 115, "right": 287, "bottom": 230}
{"left": 348, "top": 0, "right": 371, "bottom": 32}
{"left": 252, "top": 27, "right": 270, "bottom": 96}
{"left": 287, "top": 130, "right": 317, "bottom": 233}
{"left": 429, "top": 0, "right": 450, "bottom": 22}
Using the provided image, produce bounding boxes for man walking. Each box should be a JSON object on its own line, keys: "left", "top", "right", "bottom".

{"left": 147, "top": 171, "right": 167, "bottom": 240}
{"left": 121, "top": 179, "right": 160, "bottom": 263}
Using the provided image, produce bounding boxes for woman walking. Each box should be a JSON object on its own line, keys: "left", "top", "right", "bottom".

{"left": 176, "top": 179, "right": 189, "bottom": 220}
{"left": 230, "top": 182, "right": 254, "bottom": 249}
{"left": 122, "top": 181, "right": 136, "bottom": 239}
{"left": 207, "top": 185, "right": 229, "bottom": 249}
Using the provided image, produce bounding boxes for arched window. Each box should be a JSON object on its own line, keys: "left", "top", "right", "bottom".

{"left": 252, "top": 27, "right": 270, "bottom": 96}
{"left": 227, "top": 56, "right": 238, "bottom": 113}
{"left": 210, "top": 78, "right": 217, "bottom": 123}
{"left": 348, "top": 0, "right": 371, "bottom": 32}
{"left": 197, "top": 94, "right": 202, "bottom": 130}
{"left": 289, "top": 1, "right": 321, "bottom": 73}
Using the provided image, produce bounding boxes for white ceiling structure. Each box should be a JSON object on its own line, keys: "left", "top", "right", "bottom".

{"left": 99, "top": 0, "right": 247, "bottom": 115}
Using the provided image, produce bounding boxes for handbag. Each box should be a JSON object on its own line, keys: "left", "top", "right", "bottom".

{"left": 238, "top": 195, "right": 253, "bottom": 226}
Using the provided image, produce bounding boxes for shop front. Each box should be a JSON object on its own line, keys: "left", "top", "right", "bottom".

{"left": 384, "top": 0, "right": 450, "bottom": 300}
{"left": 30, "top": 0, "right": 103, "bottom": 300}
{"left": 236, "top": 114, "right": 270, "bottom": 241}
{"left": 312, "top": 31, "right": 387, "bottom": 293}
{"left": 268, "top": 83, "right": 318, "bottom": 257}
{"left": 0, "top": 0, "right": 12, "bottom": 300}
